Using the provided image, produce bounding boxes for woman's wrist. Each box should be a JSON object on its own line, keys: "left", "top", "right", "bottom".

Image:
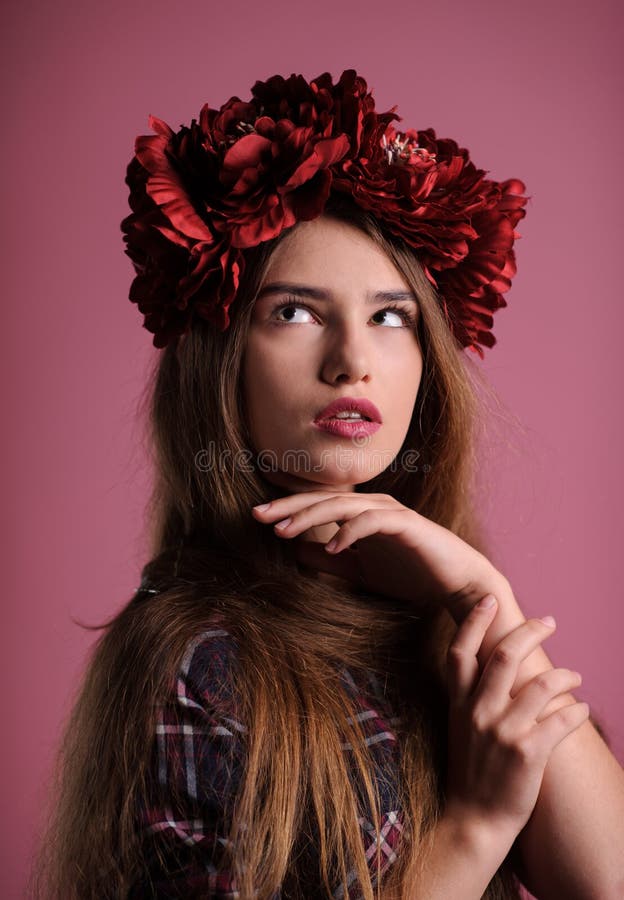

{"left": 442, "top": 806, "right": 519, "bottom": 861}
{"left": 444, "top": 561, "right": 519, "bottom": 626}
{"left": 408, "top": 809, "right": 518, "bottom": 899}
{"left": 444, "top": 566, "right": 563, "bottom": 699}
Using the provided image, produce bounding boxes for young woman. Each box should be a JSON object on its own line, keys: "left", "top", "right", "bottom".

{"left": 34, "top": 70, "right": 624, "bottom": 899}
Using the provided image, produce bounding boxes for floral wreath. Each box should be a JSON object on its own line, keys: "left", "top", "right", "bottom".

{"left": 121, "top": 69, "right": 528, "bottom": 356}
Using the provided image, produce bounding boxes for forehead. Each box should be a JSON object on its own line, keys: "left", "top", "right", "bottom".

{"left": 261, "top": 216, "right": 410, "bottom": 289}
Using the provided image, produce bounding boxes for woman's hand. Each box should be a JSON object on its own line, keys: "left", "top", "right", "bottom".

{"left": 252, "top": 490, "right": 556, "bottom": 700}
{"left": 444, "top": 595, "right": 590, "bottom": 842}
{"left": 252, "top": 490, "right": 500, "bottom": 619}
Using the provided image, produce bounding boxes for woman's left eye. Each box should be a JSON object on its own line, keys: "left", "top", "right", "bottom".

{"left": 370, "top": 306, "right": 416, "bottom": 328}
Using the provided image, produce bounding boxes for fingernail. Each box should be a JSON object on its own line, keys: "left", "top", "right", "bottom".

{"left": 540, "top": 615, "right": 556, "bottom": 628}
{"left": 325, "top": 538, "right": 338, "bottom": 552}
{"left": 253, "top": 503, "right": 271, "bottom": 512}
{"left": 274, "top": 517, "right": 292, "bottom": 529}
{"left": 476, "top": 595, "right": 496, "bottom": 609}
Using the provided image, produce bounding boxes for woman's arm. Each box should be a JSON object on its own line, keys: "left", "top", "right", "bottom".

{"left": 403, "top": 813, "right": 518, "bottom": 900}
{"left": 391, "top": 597, "right": 589, "bottom": 900}
{"left": 137, "top": 627, "right": 247, "bottom": 898}
{"left": 449, "top": 572, "right": 624, "bottom": 900}
{"left": 256, "top": 493, "right": 624, "bottom": 896}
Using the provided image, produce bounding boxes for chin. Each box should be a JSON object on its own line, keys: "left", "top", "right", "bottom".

{"left": 304, "top": 462, "right": 386, "bottom": 487}
{"left": 314, "top": 444, "right": 400, "bottom": 483}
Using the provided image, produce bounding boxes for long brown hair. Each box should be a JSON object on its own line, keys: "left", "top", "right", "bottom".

{"left": 32, "top": 194, "right": 523, "bottom": 898}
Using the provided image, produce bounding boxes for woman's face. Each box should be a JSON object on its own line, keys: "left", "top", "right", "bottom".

{"left": 242, "top": 215, "right": 424, "bottom": 495}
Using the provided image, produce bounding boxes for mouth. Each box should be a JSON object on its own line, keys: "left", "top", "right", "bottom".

{"left": 325, "top": 412, "right": 372, "bottom": 422}
{"left": 314, "top": 397, "right": 382, "bottom": 425}
{"left": 313, "top": 416, "right": 382, "bottom": 437}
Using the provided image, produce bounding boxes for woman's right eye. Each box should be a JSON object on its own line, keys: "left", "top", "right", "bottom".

{"left": 272, "top": 302, "right": 315, "bottom": 324}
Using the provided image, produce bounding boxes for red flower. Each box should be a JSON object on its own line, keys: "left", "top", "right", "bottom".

{"left": 121, "top": 69, "right": 527, "bottom": 354}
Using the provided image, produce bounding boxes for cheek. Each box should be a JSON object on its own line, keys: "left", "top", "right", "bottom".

{"left": 244, "top": 332, "right": 313, "bottom": 399}
{"left": 244, "top": 339, "right": 273, "bottom": 390}
{"left": 245, "top": 333, "right": 296, "bottom": 378}
{"left": 245, "top": 356, "right": 285, "bottom": 398}
{"left": 243, "top": 345, "right": 293, "bottom": 436}
{"left": 390, "top": 350, "right": 423, "bottom": 399}
{"left": 384, "top": 357, "right": 422, "bottom": 436}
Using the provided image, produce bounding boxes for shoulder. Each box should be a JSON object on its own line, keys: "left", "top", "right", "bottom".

{"left": 134, "top": 574, "right": 242, "bottom": 711}
{"left": 178, "top": 626, "right": 240, "bottom": 698}
{"left": 167, "top": 623, "right": 246, "bottom": 742}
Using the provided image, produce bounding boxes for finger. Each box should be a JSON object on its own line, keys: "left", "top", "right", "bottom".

{"left": 324, "top": 508, "right": 412, "bottom": 553}
{"left": 446, "top": 596, "right": 498, "bottom": 706}
{"left": 530, "top": 701, "right": 591, "bottom": 759}
{"left": 256, "top": 496, "right": 394, "bottom": 538}
{"left": 501, "top": 668, "right": 583, "bottom": 732}
{"left": 471, "top": 617, "right": 557, "bottom": 714}
{"left": 251, "top": 492, "right": 392, "bottom": 523}
{"left": 251, "top": 491, "right": 338, "bottom": 523}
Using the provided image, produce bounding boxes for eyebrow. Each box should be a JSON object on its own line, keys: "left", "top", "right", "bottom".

{"left": 255, "top": 282, "right": 418, "bottom": 305}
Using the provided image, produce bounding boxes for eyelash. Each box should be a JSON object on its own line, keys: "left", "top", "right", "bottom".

{"left": 271, "top": 298, "right": 418, "bottom": 329}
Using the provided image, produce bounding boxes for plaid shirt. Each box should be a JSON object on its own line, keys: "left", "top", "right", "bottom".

{"left": 132, "top": 591, "right": 405, "bottom": 898}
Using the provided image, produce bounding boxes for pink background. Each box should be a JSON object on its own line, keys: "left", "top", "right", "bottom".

{"left": 3, "top": 0, "right": 622, "bottom": 896}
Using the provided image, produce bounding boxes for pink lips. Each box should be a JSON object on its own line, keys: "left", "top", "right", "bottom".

{"left": 313, "top": 397, "right": 382, "bottom": 438}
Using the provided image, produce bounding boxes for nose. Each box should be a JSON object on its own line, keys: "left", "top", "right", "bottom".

{"left": 320, "top": 319, "right": 372, "bottom": 385}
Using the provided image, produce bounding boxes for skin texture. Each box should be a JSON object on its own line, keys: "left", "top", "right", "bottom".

{"left": 242, "top": 214, "right": 423, "bottom": 547}
{"left": 243, "top": 216, "right": 624, "bottom": 897}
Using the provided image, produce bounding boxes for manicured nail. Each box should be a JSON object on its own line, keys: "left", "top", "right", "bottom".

{"left": 325, "top": 538, "right": 338, "bottom": 552}
{"left": 253, "top": 503, "right": 271, "bottom": 512}
{"left": 540, "top": 615, "right": 556, "bottom": 628}
{"left": 275, "top": 517, "right": 292, "bottom": 529}
{"left": 477, "top": 595, "right": 496, "bottom": 609}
